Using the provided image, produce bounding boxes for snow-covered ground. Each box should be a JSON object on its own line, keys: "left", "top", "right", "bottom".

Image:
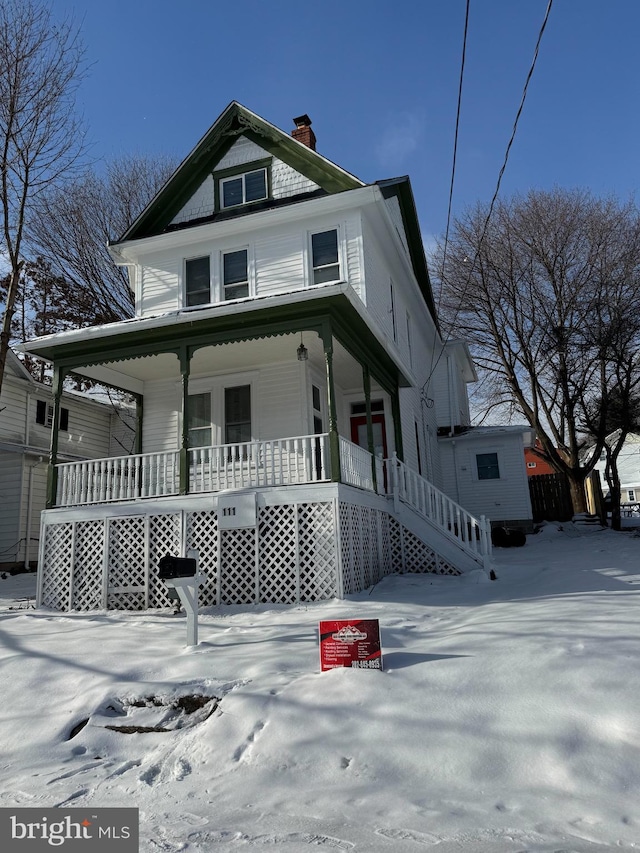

{"left": 1, "top": 522, "right": 639, "bottom": 852}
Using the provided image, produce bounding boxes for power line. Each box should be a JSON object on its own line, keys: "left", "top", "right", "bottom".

{"left": 424, "top": 0, "right": 554, "bottom": 400}
{"left": 438, "top": 0, "right": 470, "bottom": 304}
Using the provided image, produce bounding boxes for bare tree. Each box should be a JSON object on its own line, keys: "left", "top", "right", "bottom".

{"left": 28, "top": 153, "right": 176, "bottom": 322}
{"left": 0, "top": 0, "right": 86, "bottom": 394}
{"left": 435, "top": 188, "right": 640, "bottom": 514}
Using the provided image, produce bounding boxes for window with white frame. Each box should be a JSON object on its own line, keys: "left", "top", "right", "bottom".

{"left": 628, "top": 489, "right": 636, "bottom": 502}
{"left": 406, "top": 311, "right": 413, "bottom": 368}
{"left": 476, "top": 451, "right": 500, "bottom": 480}
{"left": 311, "top": 229, "right": 340, "bottom": 284}
{"left": 220, "top": 168, "right": 268, "bottom": 209}
{"left": 225, "top": 385, "right": 251, "bottom": 445}
{"left": 187, "top": 393, "right": 212, "bottom": 448}
{"left": 36, "top": 400, "right": 69, "bottom": 431}
{"left": 223, "top": 249, "right": 249, "bottom": 300}
{"left": 390, "top": 280, "right": 397, "bottom": 341}
{"left": 185, "top": 256, "right": 211, "bottom": 307}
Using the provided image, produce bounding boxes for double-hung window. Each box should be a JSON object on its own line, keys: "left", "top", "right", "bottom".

{"left": 311, "top": 229, "right": 340, "bottom": 284}
{"left": 36, "top": 400, "right": 69, "bottom": 431}
{"left": 476, "top": 452, "right": 500, "bottom": 481}
{"left": 220, "top": 168, "right": 267, "bottom": 209}
{"left": 187, "top": 393, "right": 212, "bottom": 449}
{"left": 225, "top": 386, "right": 251, "bottom": 462}
{"left": 185, "top": 256, "right": 211, "bottom": 307}
{"left": 223, "top": 249, "right": 249, "bottom": 300}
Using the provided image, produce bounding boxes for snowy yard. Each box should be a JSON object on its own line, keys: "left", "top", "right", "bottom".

{"left": 1, "top": 522, "right": 639, "bottom": 852}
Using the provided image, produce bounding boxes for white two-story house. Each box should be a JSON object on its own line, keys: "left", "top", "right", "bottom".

{"left": 0, "top": 349, "right": 133, "bottom": 572}
{"left": 21, "top": 102, "right": 532, "bottom": 612}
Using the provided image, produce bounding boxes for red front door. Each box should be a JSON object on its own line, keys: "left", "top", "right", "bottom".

{"left": 350, "top": 414, "right": 388, "bottom": 460}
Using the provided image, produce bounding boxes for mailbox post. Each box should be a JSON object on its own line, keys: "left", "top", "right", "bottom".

{"left": 159, "top": 550, "right": 199, "bottom": 646}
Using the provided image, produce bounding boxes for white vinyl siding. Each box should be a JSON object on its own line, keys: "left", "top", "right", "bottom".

{"left": 141, "top": 259, "right": 180, "bottom": 315}
{"left": 170, "top": 136, "right": 320, "bottom": 226}
{"left": 0, "top": 453, "right": 22, "bottom": 562}
{"left": 138, "top": 213, "right": 362, "bottom": 316}
{"left": 0, "top": 382, "right": 29, "bottom": 443}
{"left": 143, "top": 379, "right": 180, "bottom": 454}
{"left": 141, "top": 363, "right": 305, "bottom": 453}
{"left": 438, "top": 433, "right": 532, "bottom": 524}
{"left": 254, "top": 233, "right": 304, "bottom": 296}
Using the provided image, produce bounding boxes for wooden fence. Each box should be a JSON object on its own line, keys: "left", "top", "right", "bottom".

{"left": 528, "top": 473, "right": 573, "bottom": 522}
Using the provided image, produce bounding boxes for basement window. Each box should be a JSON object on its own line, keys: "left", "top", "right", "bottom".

{"left": 36, "top": 400, "right": 69, "bottom": 431}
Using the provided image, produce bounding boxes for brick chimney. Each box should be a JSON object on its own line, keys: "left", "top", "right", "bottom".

{"left": 291, "top": 114, "right": 316, "bottom": 151}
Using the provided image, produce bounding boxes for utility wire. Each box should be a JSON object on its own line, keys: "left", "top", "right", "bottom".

{"left": 423, "top": 0, "right": 554, "bottom": 398}
{"left": 438, "top": 0, "right": 470, "bottom": 307}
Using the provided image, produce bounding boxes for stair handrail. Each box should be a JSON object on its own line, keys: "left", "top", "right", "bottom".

{"left": 386, "top": 453, "right": 492, "bottom": 570}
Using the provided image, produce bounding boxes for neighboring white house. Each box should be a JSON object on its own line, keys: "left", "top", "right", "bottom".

{"left": 588, "top": 432, "right": 640, "bottom": 503}
{"left": 20, "top": 102, "right": 533, "bottom": 612}
{"left": 0, "top": 349, "right": 134, "bottom": 570}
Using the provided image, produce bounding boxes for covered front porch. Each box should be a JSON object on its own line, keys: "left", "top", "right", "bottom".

{"left": 29, "top": 292, "right": 409, "bottom": 511}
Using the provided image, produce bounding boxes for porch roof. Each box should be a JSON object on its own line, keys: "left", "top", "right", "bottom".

{"left": 19, "top": 286, "right": 413, "bottom": 395}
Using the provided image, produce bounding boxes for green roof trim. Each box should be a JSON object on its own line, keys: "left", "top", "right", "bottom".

{"left": 376, "top": 176, "right": 440, "bottom": 333}
{"left": 117, "top": 102, "right": 364, "bottom": 243}
{"left": 32, "top": 294, "right": 411, "bottom": 394}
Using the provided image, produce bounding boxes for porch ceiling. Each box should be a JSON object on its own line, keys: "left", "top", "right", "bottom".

{"left": 21, "top": 293, "right": 411, "bottom": 394}
{"left": 70, "top": 333, "right": 367, "bottom": 392}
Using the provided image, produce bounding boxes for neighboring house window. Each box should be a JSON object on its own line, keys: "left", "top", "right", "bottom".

{"left": 223, "top": 249, "right": 249, "bottom": 300}
{"left": 185, "top": 256, "right": 211, "bottom": 307}
{"left": 476, "top": 452, "right": 500, "bottom": 480}
{"left": 390, "top": 280, "right": 397, "bottom": 341}
{"left": 187, "top": 393, "right": 212, "bottom": 448}
{"left": 36, "top": 400, "right": 69, "bottom": 431}
{"left": 220, "top": 168, "right": 268, "bottom": 209}
{"left": 527, "top": 461, "right": 537, "bottom": 469}
{"left": 406, "top": 311, "right": 413, "bottom": 368}
{"left": 225, "top": 385, "right": 251, "bottom": 445}
{"left": 628, "top": 489, "right": 636, "bottom": 502}
{"left": 311, "top": 230, "right": 340, "bottom": 284}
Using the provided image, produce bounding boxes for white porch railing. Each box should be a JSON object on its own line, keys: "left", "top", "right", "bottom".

{"left": 56, "top": 451, "right": 180, "bottom": 506}
{"left": 386, "top": 454, "right": 492, "bottom": 569}
{"left": 189, "top": 434, "right": 329, "bottom": 492}
{"left": 339, "top": 436, "right": 376, "bottom": 491}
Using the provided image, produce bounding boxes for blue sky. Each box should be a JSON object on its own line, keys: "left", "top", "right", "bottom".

{"left": 53, "top": 0, "right": 639, "bottom": 247}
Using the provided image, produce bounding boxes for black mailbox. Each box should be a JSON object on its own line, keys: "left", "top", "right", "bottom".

{"left": 158, "top": 555, "right": 197, "bottom": 579}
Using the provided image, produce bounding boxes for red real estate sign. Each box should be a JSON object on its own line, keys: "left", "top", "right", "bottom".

{"left": 319, "top": 619, "right": 382, "bottom": 671}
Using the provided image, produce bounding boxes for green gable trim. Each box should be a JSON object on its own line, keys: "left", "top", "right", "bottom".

{"left": 118, "top": 103, "right": 364, "bottom": 243}
{"left": 376, "top": 176, "right": 440, "bottom": 333}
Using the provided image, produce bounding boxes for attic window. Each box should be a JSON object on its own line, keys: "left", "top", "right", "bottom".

{"left": 214, "top": 158, "right": 271, "bottom": 212}
{"left": 220, "top": 168, "right": 267, "bottom": 209}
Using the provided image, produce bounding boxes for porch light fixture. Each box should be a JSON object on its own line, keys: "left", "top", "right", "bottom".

{"left": 297, "top": 334, "right": 308, "bottom": 361}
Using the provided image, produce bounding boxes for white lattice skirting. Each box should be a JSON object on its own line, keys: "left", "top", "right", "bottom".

{"left": 37, "top": 488, "right": 460, "bottom": 612}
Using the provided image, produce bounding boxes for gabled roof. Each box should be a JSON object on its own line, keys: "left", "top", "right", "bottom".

{"left": 117, "top": 101, "right": 365, "bottom": 243}
{"left": 375, "top": 176, "right": 440, "bottom": 333}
